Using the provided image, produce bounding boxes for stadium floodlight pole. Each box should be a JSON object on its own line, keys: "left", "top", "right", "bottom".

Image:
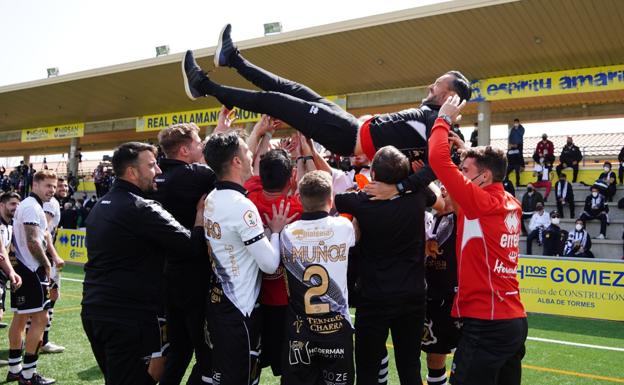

{"left": 155, "top": 45, "right": 170, "bottom": 57}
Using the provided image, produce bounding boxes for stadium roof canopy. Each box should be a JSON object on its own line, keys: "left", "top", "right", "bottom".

{"left": 1, "top": 0, "right": 624, "bottom": 155}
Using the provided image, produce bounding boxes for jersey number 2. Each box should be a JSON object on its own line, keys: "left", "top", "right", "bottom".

{"left": 303, "top": 265, "right": 330, "bottom": 315}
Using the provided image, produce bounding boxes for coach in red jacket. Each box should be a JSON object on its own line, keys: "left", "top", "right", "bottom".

{"left": 429, "top": 95, "right": 527, "bottom": 385}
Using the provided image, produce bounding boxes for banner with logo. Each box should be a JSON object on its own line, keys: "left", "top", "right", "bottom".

{"left": 137, "top": 96, "right": 347, "bottom": 132}
{"left": 54, "top": 228, "right": 88, "bottom": 264}
{"left": 21, "top": 122, "right": 84, "bottom": 142}
{"left": 518, "top": 256, "right": 624, "bottom": 321}
{"left": 470, "top": 63, "right": 624, "bottom": 102}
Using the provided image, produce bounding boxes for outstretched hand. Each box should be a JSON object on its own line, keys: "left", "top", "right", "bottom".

{"left": 265, "top": 201, "right": 298, "bottom": 233}
{"left": 438, "top": 95, "right": 466, "bottom": 123}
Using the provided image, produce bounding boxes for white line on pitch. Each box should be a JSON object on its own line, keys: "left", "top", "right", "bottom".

{"left": 61, "top": 277, "right": 84, "bottom": 283}
{"left": 527, "top": 337, "right": 624, "bottom": 352}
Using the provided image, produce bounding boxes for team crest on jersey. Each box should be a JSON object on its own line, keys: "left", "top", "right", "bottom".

{"left": 243, "top": 210, "right": 258, "bottom": 228}
{"left": 504, "top": 212, "right": 519, "bottom": 233}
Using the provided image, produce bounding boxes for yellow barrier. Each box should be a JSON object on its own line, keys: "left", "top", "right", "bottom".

{"left": 55, "top": 228, "right": 88, "bottom": 264}
{"left": 518, "top": 256, "right": 624, "bottom": 321}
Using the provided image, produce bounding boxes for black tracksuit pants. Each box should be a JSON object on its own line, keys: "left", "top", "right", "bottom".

{"left": 198, "top": 52, "right": 360, "bottom": 155}
{"left": 355, "top": 298, "right": 426, "bottom": 385}
{"left": 160, "top": 274, "right": 212, "bottom": 385}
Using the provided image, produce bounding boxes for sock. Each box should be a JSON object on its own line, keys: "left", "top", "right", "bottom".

{"left": 378, "top": 354, "right": 389, "bottom": 385}
{"left": 8, "top": 349, "right": 23, "bottom": 374}
{"left": 42, "top": 307, "right": 54, "bottom": 346}
{"left": 427, "top": 367, "right": 447, "bottom": 385}
{"left": 22, "top": 353, "right": 38, "bottom": 379}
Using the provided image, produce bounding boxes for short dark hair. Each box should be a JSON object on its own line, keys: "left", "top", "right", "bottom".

{"left": 461, "top": 146, "right": 507, "bottom": 183}
{"left": 447, "top": 70, "right": 472, "bottom": 102}
{"left": 33, "top": 170, "right": 57, "bottom": 183}
{"left": 158, "top": 123, "right": 200, "bottom": 158}
{"left": 514, "top": 118, "right": 520, "bottom": 122}
{"left": 112, "top": 142, "right": 157, "bottom": 177}
{"left": 371, "top": 146, "right": 410, "bottom": 184}
{"left": 259, "top": 149, "right": 293, "bottom": 192}
{"left": 57, "top": 177, "right": 65, "bottom": 183}
{"left": 204, "top": 132, "right": 241, "bottom": 178}
{"left": 0, "top": 191, "right": 20, "bottom": 203}
{"left": 560, "top": 173, "right": 567, "bottom": 179}
{"left": 298, "top": 171, "right": 332, "bottom": 212}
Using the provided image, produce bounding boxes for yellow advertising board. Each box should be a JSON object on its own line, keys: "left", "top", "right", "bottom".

{"left": 137, "top": 96, "right": 347, "bottom": 132}
{"left": 55, "top": 228, "right": 88, "bottom": 264}
{"left": 137, "top": 107, "right": 261, "bottom": 132}
{"left": 518, "top": 256, "right": 624, "bottom": 321}
{"left": 470, "top": 64, "right": 624, "bottom": 102}
{"left": 21, "top": 122, "right": 84, "bottom": 142}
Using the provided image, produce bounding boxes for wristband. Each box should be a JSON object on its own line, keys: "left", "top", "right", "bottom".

{"left": 297, "top": 156, "right": 313, "bottom": 162}
{"left": 264, "top": 131, "right": 273, "bottom": 140}
{"left": 438, "top": 114, "right": 452, "bottom": 126}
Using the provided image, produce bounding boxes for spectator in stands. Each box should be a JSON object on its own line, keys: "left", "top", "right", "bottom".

{"left": 532, "top": 133, "right": 555, "bottom": 171}
{"left": 618, "top": 145, "right": 624, "bottom": 185}
{"left": 508, "top": 118, "right": 525, "bottom": 156}
{"left": 598, "top": 161, "right": 617, "bottom": 202}
{"left": 564, "top": 219, "right": 594, "bottom": 258}
{"left": 1, "top": 175, "right": 10, "bottom": 192}
{"left": 503, "top": 175, "right": 515, "bottom": 197}
{"left": 543, "top": 210, "right": 568, "bottom": 256}
{"left": 526, "top": 202, "right": 550, "bottom": 254}
{"left": 59, "top": 202, "right": 78, "bottom": 229}
{"left": 521, "top": 183, "right": 544, "bottom": 235}
{"left": 555, "top": 136, "right": 582, "bottom": 182}
{"left": 0, "top": 166, "right": 5, "bottom": 178}
{"left": 469, "top": 122, "right": 478, "bottom": 147}
{"left": 451, "top": 123, "right": 465, "bottom": 142}
{"left": 506, "top": 143, "right": 524, "bottom": 187}
{"left": 532, "top": 163, "right": 552, "bottom": 200}
{"left": 580, "top": 185, "right": 609, "bottom": 239}
{"left": 75, "top": 199, "right": 89, "bottom": 228}
{"left": 555, "top": 173, "right": 575, "bottom": 218}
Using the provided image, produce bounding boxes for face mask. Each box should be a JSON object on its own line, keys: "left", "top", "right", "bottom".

{"left": 592, "top": 191, "right": 598, "bottom": 197}
{"left": 559, "top": 180, "right": 565, "bottom": 184}
{"left": 552, "top": 218, "right": 560, "bottom": 225}
{"left": 567, "top": 142, "right": 573, "bottom": 146}
{"left": 575, "top": 224, "right": 583, "bottom": 231}
{"left": 604, "top": 167, "right": 610, "bottom": 172}
{"left": 542, "top": 137, "right": 547, "bottom": 141}
{"left": 528, "top": 192, "right": 534, "bottom": 196}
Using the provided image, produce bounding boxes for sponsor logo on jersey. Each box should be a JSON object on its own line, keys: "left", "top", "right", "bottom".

{"left": 307, "top": 314, "right": 344, "bottom": 334}
{"left": 291, "top": 228, "right": 334, "bottom": 242}
{"left": 493, "top": 258, "right": 517, "bottom": 276}
{"left": 504, "top": 211, "right": 520, "bottom": 233}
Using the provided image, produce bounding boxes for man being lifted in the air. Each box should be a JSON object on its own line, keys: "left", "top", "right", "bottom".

{"left": 182, "top": 24, "right": 471, "bottom": 192}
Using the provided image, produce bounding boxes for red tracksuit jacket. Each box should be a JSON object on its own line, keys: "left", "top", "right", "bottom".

{"left": 429, "top": 118, "right": 526, "bottom": 320}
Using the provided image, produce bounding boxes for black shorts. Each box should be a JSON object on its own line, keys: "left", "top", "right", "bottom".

{"left": 282, "top": 311, "right": 354, "bottom": 385}
{"left": 450, "top": 317, "right": 527, "bottom": 385}
{"left": 421, "top": 297, "right": 460, "bottom": 354}
{"left": 10, "top": 262, "right": 50, "bottom": 314}
{"left": 207, "top": 296, "right": 261, "bottom": 385}
{"left": 0, "top": 270, "right": 8, "bottom": 311}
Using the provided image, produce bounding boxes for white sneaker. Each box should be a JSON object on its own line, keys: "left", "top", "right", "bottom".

{"left": 40, "top": 342, "right": 65, "bottom": 354}
{"left": 595, "top": 234, "right": 605, "bottom": 240}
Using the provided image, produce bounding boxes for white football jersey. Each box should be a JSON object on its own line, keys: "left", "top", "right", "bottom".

{"left": 13, "top": 196, "right": 48, "bottom": 272}
{"left": 204, "top": 186, "right": 266, "bottom": 316}
{"left": 280, "top": 213, "right": 355, "bottom": 326}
